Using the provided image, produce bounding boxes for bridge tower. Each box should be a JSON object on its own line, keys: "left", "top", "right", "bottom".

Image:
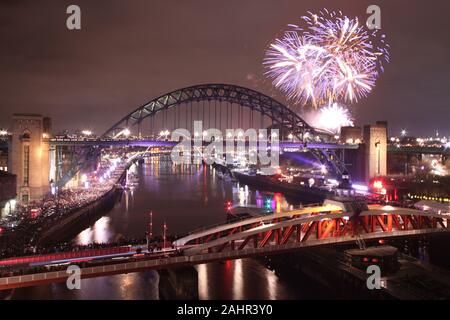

{"left": 9, "top": 114, "right": 51, "bottom": 204}
{"left": 363, "top": 122, "right": 387, "bottom": 182}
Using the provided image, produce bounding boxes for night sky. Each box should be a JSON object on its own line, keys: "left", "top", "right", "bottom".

{"left": 0, "top": 0, "right": 449, "bottom": 137}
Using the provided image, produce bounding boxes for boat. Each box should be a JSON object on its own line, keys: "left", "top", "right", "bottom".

{"left": 232, "top": 171, "right": 333, "bottom": 203}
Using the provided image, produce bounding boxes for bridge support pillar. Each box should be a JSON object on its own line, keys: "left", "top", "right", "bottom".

{"left": 363, "top": 122, "right": 387, "bottom": 182}
{"left": 158, "top": 266, "right": 198, "bottom": 300}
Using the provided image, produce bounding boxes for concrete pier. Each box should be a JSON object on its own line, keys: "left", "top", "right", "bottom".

{"left": 159, "top": 266, "right": 199, "bottom": 300}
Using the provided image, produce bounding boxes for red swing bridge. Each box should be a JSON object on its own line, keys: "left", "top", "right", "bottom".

{"left": 1, "top": 198, "right": 449, "bottom": 290}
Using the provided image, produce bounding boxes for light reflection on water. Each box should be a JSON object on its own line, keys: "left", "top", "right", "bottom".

{"left": 76, "top": 216, "right": 112, "bottom": 245}
{"left": 11, "top": 156, "right": 304, "bottom": 300}
{"left": 194, "top": 258, "right": 301, "bottom": 300}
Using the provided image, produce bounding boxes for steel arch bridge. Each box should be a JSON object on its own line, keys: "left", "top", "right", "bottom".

{"left": 103, "top": 83, "right": 325, "bottom": 139}
{"left": 56, "top": 84, "right": 347, "bottom": 187}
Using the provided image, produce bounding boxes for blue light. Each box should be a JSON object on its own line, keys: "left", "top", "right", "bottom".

{"left": 352, "top": 184, "right": 369, "bottom": 192}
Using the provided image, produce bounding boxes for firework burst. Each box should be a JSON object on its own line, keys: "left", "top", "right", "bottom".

{"left": 264, "top": 9, "right": 389, "bottom": 107}
{"left": 314, "top": 103, "right": 354, "bottom": 134}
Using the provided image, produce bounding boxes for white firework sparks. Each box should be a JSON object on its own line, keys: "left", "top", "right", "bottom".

{"left": 314, "top": 103, "right": 354, "bottom": 134}
{"left": 264, "top": 9, "right": 389, "bottom": 107}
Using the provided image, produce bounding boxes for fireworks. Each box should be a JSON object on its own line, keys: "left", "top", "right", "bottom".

{"left": 264, "top": 9, "right": 389, "bottom": 107}
{"left": 313, "top": 103, "right": 354, "bottom": 134}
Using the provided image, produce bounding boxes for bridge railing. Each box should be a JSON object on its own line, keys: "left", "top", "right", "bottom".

{"left": 184, "top": 202, "right": 324, "bottom": 236}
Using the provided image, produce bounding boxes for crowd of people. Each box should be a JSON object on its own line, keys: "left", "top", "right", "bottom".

{"left": 0, "top": 234, "right": 179, "bottom": 259}
{"left": 0, "top": 234, "right": 180, "bottom": 278}
{"left": 0, "top": 157, "right": 127, "bottom": 260}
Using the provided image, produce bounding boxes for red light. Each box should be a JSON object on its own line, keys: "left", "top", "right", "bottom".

{"left": 31, "top": 209, "right": 40, "bottom": 218}
{"left": 226, "top": 201, "right": 232, "bottom": 210}
{"left": 378, "top": 239, "right": 385, "bottom": 245}
{"left": 372, "top": 258, "right": 379, "bottom": 263}
{"left": 0, "top": 227, "right": 3, "bottom": 234}
{"left": 276, "top": 168, "right": 282, "bottom": 175}
{"left": 363, "top": 257, "right": 369, "bottom": 262}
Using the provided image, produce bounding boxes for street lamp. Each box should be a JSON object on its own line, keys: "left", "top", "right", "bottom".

{"left": 163, "top": 221, "right": 167, "bottom": 249}
{"left": 401, "top": 129, "right": 407, "bottom": 137}
{"left": 82, "top": 130, "right": 92, "bottom": 136}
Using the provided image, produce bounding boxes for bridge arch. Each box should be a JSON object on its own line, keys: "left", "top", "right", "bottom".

{"left": 56, "top": 84, "right": 347, "bottom": 188}
{"left": 103, "top": 83, "right": 322, "bottom": 140}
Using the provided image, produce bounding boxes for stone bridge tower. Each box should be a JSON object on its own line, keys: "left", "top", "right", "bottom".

{"left": 10, "top": 114, "right": 51, "bottom": 204}
{"left": 363, "top": 122, "right": 387, "bottom": 182}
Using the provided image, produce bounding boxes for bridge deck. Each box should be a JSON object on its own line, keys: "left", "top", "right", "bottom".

{"left": 1, "top": 227, "right": 450, "bottom": 290}
{"left": 1, "top": 205, "right": 449, "bottom": 290}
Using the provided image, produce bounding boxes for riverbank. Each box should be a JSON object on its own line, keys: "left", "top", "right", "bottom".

{"left": 36, "top": 162, "right": 134, "bottom": 245}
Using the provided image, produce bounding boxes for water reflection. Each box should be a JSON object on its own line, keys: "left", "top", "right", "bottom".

{"left": 12, "top": 156, "right": 306, "bottom": 300}
{"left": 76, "top": 216, "right": 112, "bottom": 245}
{"left": 195, "top": 259, "right": 301, "bottom": 300}
{"left": 232, "top": 259, "right": 243, "bottom": 300}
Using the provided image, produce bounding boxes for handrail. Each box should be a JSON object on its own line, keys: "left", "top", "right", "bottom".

{"left": 185, "top": 202, "right": 324, "bottom": 235}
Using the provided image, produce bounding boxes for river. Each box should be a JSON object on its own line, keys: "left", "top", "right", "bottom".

{"left": 10, "top": 156, "right": 326, "bottom": 299}
{"left": 10, "top": 155, "right": 450, "bottom": 299}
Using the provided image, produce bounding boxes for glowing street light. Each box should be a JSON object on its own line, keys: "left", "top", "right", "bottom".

{"left": 401, "top": 129, "right": 407, "bottom": 137}
{"left": 288, "top": 133, "right": 294, "bottom": 141}
{"left": 163, "top": 221, "right": 167, "bottom": 249}
{"left": 0, "top": 130, "right": 8, "bottom": 136}
{"left": 149, "top": 211, "right": 153, "bottom": 238}
{"left": 82, "top": 130, "right": 92, "bottom": 136}
{"left": 113, "top": 128, "right": 131, "bottom": 139}
{"left": 159, "top": 130, "right": 170, "bottom": 140}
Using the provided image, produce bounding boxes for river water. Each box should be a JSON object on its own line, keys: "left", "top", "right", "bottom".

{"left": 11, "top": 156, "right": 326, "bottom": 300}
{"left": 10, "top": 156, "right": 450, "bottom": 299}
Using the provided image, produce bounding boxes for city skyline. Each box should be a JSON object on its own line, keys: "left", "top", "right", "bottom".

{"left": 0, "top": 0, "right": 449, "bottom": 136}
{"left": 1, "top": 1, "right": 450, "bottom": 303}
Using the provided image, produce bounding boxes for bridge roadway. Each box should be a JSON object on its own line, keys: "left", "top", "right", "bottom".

{"left": 1, "top": 204, "right": 449, "bottom": 290}
{"left": 48, "top": 139, "right": 450, "bottom": 155}
{"left": 49, "top": 138, "right": 359, "bottom": 150}
{"left": 387, "top": 145, "right": 450, "bottom": 155}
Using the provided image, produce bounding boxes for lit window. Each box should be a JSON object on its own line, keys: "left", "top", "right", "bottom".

{"left": 24, "top": 145, "right": 30, "bottom": 186}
